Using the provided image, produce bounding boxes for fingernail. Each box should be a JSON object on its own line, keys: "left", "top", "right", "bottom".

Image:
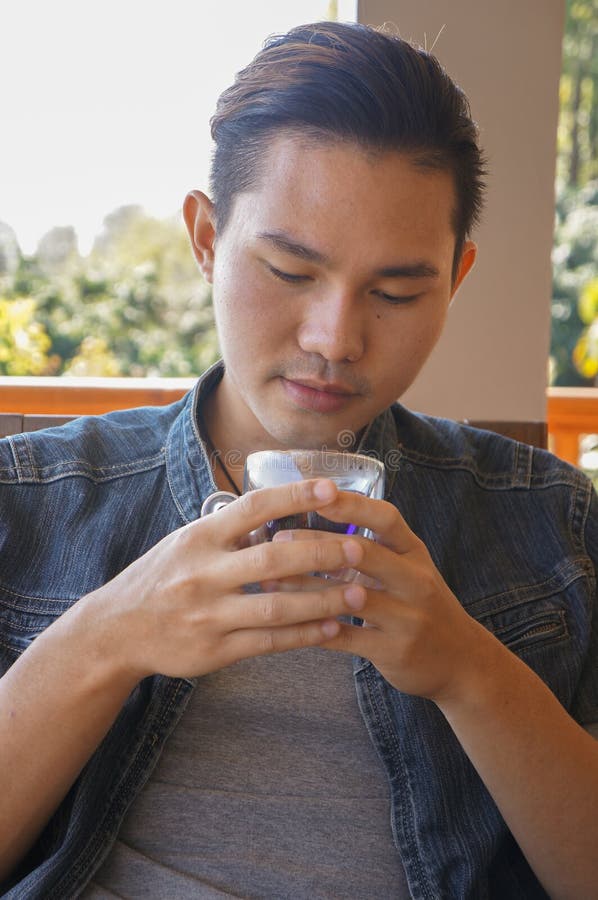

{"left": 314, "top": 479, "right": 336, "bottom": 501}
{"left": 344, "top": 585, "right": 366, "bottom": 609}
{"left": 321, "top": 619, "right": 340, "bottom": 638}
{"left": 272, "top": 531, "right": 292, "bottom": 542}
{"left": 343, "top": 540, "right": 362, "bottom": 565}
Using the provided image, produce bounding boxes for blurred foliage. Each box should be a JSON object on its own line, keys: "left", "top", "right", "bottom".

{"left": 557, "top": 0, "right": 598, "bottom": 188}
{"left": 550, "top": 0, "right": 598, "bottom": 385}
{"left": 551, "top": 181, "right": 598, "bottom": 384}
{"left": 0, "top": 207, "right": 218, "bottom": 377}
{"left": 0, "top": 297, "right": 51, "bottom": 375}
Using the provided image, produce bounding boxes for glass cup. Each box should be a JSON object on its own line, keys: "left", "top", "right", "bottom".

{"left": 201, "top": 449, "right": 385, "bottom": 584}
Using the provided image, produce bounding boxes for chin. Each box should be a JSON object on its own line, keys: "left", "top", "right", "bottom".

{"left": 275, "top": 424, "right": 358, "bottom": 453}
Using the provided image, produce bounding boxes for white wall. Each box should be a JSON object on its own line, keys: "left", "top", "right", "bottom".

{"left": 358, "top": 0, "right": 564, "bottom": 420}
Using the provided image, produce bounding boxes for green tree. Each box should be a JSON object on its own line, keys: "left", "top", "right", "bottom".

{"left": 551, "top": 0, "right": 598, "bottom": 385}
{"left": 1, "top": 207, "right": 219, "bottom": 377}
{"left": 0, "top": 297, "right": 52, "bottom": 375}
{"left": 551, "top": 181, "right": 598, "bottom": 384}
{"left": 558, "top": 0, "right": 598, "bottom": 188}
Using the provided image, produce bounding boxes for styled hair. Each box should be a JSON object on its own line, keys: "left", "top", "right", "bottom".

{"left": 209, "top": 21, "right": 486, "bottom": 279}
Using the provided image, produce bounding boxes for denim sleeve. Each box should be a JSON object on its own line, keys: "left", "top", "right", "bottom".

{"left": 571, "top": 483, "right": 598, "bottom": 727}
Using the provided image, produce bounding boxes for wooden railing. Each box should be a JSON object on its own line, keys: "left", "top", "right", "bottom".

{"left": 546, "top": 387, "right": 598, "bottom": 466}
{"left": 0, "top": 376, "right": 195, "bottom": 416}
{"left": 1, "top": 377, "right": 597, "bottom": 468}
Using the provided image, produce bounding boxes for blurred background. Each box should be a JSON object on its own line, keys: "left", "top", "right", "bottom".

{"left": 550, "top": 0, "right": 598, "bottom": 388}
{"left": 0, "top": 1, "right": 596, "bottom": 456}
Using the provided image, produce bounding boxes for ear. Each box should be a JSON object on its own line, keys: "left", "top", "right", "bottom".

{"left": 183, "top": 190, "right": 216, "bottom": 282}
{"left": 449, "top": 241, "right": 477, "bottom": 305}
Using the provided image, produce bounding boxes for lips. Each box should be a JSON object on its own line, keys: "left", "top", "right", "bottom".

{"left": 280, "top": 376, "right": 356, "bottom": 413}
{"left": 290, "top": 378, "right": 354, "bottom": 395}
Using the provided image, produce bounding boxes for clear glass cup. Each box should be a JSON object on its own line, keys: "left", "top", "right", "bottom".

{"left": 201, "top": 449, "right": 385, "bottom": 584}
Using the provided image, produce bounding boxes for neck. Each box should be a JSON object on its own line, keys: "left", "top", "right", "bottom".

{"left": 200, "top": 379, "right": 250, "bottom": 492}
{"left": 201, "top": 372, "right": 284, "bottom": 472}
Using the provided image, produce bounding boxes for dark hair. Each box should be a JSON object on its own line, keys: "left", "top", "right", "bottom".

{"left": 210, "top": 21, "right": 486, "bottom": 280}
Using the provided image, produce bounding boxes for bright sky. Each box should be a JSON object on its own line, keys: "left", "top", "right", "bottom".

{"left": 1, "top": 0, "right": 356, "bottom": 255}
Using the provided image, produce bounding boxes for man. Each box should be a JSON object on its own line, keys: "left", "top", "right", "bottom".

{"left": 1, "top": 20, "right": 597, "bottom": 900}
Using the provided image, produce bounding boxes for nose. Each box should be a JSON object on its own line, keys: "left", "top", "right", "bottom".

{"left": 296, "top": 290, "right": 365, "bottom": 363}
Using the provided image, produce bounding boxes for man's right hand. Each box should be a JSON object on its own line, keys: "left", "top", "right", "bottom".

{"left": 77, "top": 476, "right": 366, "bottom": 683}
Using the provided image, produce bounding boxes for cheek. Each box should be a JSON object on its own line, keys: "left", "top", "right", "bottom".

{"left": 376, "top": 304, "right": 448, "bottom": 371}
{"left": 412, "top": 325, "right": 445, "bottom": 368}
{"left": 214, "top": 266, "right": 288, "bottom": 347}
{"left": 415, "top": 313, "right": 446, "bottom": 350}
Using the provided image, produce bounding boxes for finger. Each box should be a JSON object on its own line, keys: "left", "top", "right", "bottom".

{"left": 271, "top": 529, "right": 424, "bottom": 599}
{"left": 337, "top": 538, "right": 428, "bottom": 597}
{"left": 213, "top": 478, "right": 339, "bottom": 546}
{"left": 279, "top": 492, "right": 418, "bottom": 555}
{"left": 271, "top": 532, "right": 383, "bottom": 590}
{"left": 267, "top": 571, "right": 382, "bottom": 592}
{"left": 260, "top": 573, "right": 333, "bottom": 593}
{"left": 272, "top": 529, "right": 340, "bottom": 543}
{"left": 221, "top": 531, "right": 363, "bottom": 588}
{"left": 222, "top": 581, "right": 367, "bottom": 631}
{"left": 319, "top": 620, "right": 382, "bottom": 656}
{"left": 223, "top": 616, "right": 343, "bottom": 660}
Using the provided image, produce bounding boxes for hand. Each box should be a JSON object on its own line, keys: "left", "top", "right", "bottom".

{"left": 79, "top": 479, "right": 368, "bottom": 682}
{"left": 271, "top": 487, "right": 489, "bottom": 704}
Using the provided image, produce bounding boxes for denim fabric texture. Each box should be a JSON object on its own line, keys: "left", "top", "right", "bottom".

{"left": 1, "top": 360, "right": 597, "bottom": 899}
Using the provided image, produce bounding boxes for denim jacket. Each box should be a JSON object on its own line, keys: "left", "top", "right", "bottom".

{"left": 1, "top": 361, "right": 597, "bottom": 899}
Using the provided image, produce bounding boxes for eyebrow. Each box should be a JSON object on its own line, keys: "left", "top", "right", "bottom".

{"left": 376, "top": 262, "right": 440, "bottom": 279}
{"left": 256, "top": 230, "right": 440, "bottom": 279}
{"left": 257, "top": 230, "right": 328, "bottom": 264}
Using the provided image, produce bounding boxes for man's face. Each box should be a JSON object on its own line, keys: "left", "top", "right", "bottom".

{"left": 187, "top": 135, "right": 475, "bottom": 451}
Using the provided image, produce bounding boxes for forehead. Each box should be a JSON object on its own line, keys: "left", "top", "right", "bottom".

{"left": 227, "top": 135, "right": 457, "bottom": 263}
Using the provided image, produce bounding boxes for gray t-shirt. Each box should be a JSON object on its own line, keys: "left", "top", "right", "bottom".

{"left": 84, "top": 647, "right": 410, "bottom": 898}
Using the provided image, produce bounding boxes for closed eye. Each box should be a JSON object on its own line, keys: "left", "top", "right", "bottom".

{"left": 373, "top": 290, "right": 421, "bottom": 305}
{"left": 268, "top": 265, "right": 310, "bottom": 284}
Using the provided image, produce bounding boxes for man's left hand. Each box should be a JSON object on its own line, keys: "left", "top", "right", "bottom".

{"left": 271, "top": 485, "right": 490, "bottom": 703}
